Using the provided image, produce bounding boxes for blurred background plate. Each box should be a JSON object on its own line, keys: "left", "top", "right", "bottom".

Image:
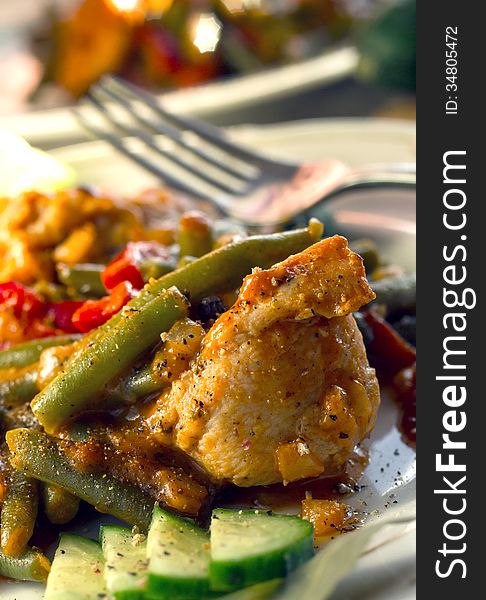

{"left": 0, "top": 0, "right": 416, "bottom": 147}
{"left": 0, "top": 45, "right": 359, "bottom": 148}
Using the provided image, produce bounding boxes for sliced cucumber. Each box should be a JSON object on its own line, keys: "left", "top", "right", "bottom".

{"left": 209, "top": 509, "right": 314, "bottom": 592}
{"left": 146, "top": 505, "right": 210, "bottom": 600}
{"left": 100, "top": 525, "right": 148, "bottom": 600}
{"left": 44, "top": 533, "right": 106, "bottom": 600}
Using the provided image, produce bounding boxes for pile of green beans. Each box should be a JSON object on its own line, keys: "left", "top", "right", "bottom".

{"left": 0, "top": 336, "right": 81, "bottom": 411}
{"left": 6, "top": 428, "right": 153, "bottom": 530}
{"left": 32, "top": 287, "right": 189, "bottom": 433}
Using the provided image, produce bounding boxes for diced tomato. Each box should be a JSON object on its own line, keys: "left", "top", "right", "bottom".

{"left": 71, "top": 281, "right": 136, "bottom": 333}
{"left": 1, "top": 242, "right": 172, "bottom": 341}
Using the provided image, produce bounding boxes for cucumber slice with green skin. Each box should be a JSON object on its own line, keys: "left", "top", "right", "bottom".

{"left": 100, "top": 525, "right": 148, "bottom": 600}
{"left": 44, "top": 533, "right": 106, "bottom": 600}
{"left": 146, "top": 505, "right": 210, "bottom": 600}
{"left": 209, "top": 509, "right": 314, "bottom": 592}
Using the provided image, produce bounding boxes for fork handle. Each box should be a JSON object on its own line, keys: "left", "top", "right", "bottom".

{"left": 286, "top": 162, "right": 416, "bottom": 231}
{"left": 343, "top": 162, "right": 416, "bottom": 187}
{"left": 319, "top": 162, "right": 416, "bottom": 200}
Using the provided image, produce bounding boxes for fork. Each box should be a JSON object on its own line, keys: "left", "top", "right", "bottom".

{"left": 75, "top": 76, "right": 415, "bottom": 230}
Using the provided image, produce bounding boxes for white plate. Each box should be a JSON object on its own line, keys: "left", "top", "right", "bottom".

{"left": 0, "top": 118, "right": 416, "bottom": 600}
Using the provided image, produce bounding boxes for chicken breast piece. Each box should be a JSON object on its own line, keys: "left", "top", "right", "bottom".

{"left": 147, "top": 235, "right": 380, "bottom": 487}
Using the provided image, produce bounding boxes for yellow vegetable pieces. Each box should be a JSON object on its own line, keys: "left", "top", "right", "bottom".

{"left": 301, "top": 499, "right": 354, "bottom": 539}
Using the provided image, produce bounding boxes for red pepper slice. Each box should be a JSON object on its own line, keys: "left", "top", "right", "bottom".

{"left": 102, "top": 241, "right": 171, "bottom": 292}
{"left": 102, "top": 257, "right": 144, "bottom": 292}
{"left": 50, "top": 301, "right": 85, "bottom": 333}
{"left": 0, "top": 282, "right": 25, "bottom": 317}
{"left": 363, "top": 308, "right": 416, "bottom": 375}
{"left": 363, "top": 308, "right": 416, "bottom": 445}
{"left": 71, "top": 281, "right": 136, "bottom": 333}
{"left": 23, "top": 321, "right": 59, "bottom": 341}
{"left": 393, "top": 363, "right": 416, "bottom": 443}
{"left": 0, "top": 282, "right": 46, "bottom": 319}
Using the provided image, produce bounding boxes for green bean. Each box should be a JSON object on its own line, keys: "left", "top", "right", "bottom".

{"left": 178, "top": 212, "right": 213, "bottom": 258}
{"left": 371, "top": 272, "right": 416, "bottom": 313}
{"left": 57, "top": 263, "right": 106, "bottom": 297}
{"left": 110, "top": 318, "right": 204, "bottom": 403}
{"left": 31, "top": 287, "right": 189, "bottom": 433}
{"left": 112, "top": 364, "right": 160, "bottom": 403}
{"left": 59, "top": 259, "right": 177, "bottom": 294}
{"left": 6, "top": 428, "right": 153, "bottom": 530}
{"left": 0, "top": 366, "right": 39, "bottom": 409}
{"left": 1, "top": 467, "right": 38, "bottom": 557}
{"left": 41, "top": 483, "right": 80, "bottom": 525}
{"left": 350, "top": 239, "right": 381, "bottom": 274}
{"left": 177, "top": 255, "right": 197, "bottom": 268}
{"left": 0, "top": 546, "right": 50, "bottom": 582}
{"left": 69, "top": 357, "right": 161, "bottom": 410}
{"left": 139, "top": 218, "right": 324, "bottom": 306}
{"left": 0, "top": 335, "right": 81, "bottom": 370}
{"left": 139, "top": 258, "right": 176, "bottom": 280}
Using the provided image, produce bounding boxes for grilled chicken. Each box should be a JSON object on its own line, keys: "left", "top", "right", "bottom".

{"left": 146, "top": 235, "right": 380, "bottom": 487}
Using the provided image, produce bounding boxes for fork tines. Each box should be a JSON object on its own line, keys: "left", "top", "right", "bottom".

{"left": 75, "top": 76, "right": 266, "bottom": 201}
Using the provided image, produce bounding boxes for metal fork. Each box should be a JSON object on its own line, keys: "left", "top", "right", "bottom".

{"left": 75, "top": 76, "right": 415, "bottom": 229}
